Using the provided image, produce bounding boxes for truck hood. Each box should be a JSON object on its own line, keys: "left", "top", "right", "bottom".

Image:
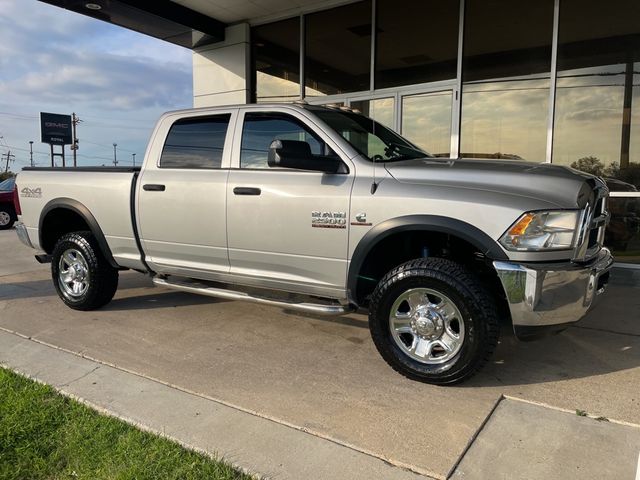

{"left": 384, "top": 157, "right": 602, "bottom": 208}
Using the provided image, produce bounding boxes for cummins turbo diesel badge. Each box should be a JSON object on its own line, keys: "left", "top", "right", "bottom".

{"left": 311, "top": 211, "right": 346, "bottom": 229}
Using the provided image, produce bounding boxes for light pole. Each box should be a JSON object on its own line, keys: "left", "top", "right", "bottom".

{"left": 132, "top": 153, "right": 136, "bottom": 167}
{"left": 29, "top": 141, "right": 34, "bottom": 167}
{"left": 113, "top": 143, "right": 118, "bottom": 166}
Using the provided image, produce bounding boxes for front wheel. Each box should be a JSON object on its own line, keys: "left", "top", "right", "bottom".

{"left": 368, "top": 258, "right": 499, "bottom": 385}
{"left": 51, "top": 231, "right": 119, "bottom": 310}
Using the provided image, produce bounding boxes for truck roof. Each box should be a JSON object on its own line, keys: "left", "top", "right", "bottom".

{"left": 161, "top": 102, "right": 354, "bottom": 117}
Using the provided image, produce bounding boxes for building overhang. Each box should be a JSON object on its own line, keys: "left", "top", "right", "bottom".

{"left": 39, "top": 0, "right": 227, "bottom": 48}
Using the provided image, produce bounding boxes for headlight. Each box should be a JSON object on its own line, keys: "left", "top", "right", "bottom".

{"left": 499, "top": 210, "right": 581, "bottom": 251}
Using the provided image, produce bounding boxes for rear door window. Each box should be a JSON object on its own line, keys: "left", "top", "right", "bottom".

{"left": 160, "top": 114, "right": 231, "bottom": 169}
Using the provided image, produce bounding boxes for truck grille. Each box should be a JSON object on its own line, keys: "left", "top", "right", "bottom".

{"left": 574, "top": 186, "right": 609, "bottom": 261}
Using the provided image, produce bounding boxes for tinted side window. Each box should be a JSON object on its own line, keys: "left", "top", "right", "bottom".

{"left": 240, "top": 113, "right": 328, "bottom": 169}
{"left": 160, "top": 114, "right": 231, "bottom": 169}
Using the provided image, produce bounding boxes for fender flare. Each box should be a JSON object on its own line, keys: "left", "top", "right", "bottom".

{"left": 347, "top": 214, "right": 508, "bottom": 303}
{"left": 39, "top": 198, "right": 119, "bottom": 269}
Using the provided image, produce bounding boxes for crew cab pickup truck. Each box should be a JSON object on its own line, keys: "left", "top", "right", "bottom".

{"left": 14, "top": 103, "right": 613, "bottom": 384}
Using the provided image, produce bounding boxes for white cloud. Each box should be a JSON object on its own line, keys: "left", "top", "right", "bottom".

{"left": 0, "top": 0, "right": 193, "bottom": 168}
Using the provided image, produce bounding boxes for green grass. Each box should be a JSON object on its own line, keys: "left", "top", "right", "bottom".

{"left": 0, "top": 367, "right": 251, "bottom": 480}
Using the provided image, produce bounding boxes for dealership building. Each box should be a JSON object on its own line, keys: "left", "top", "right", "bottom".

{"left": 43, "top": 0, "right": 640, "bottom": 266}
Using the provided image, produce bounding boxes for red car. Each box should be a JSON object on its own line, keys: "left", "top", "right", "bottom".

{"left": 0, "top": 177, "right": 19, "bottom": 230}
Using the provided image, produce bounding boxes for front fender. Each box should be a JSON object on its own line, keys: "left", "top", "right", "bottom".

{"left": 347, "top": 214, "right": 508, "bottom": 304}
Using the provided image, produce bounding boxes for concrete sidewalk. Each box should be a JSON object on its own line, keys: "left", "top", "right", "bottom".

{"left": 452, "top": 398, "right": 640, "bottom": 479}
{"left": 3, "top": 328, "right": 639, "bottom": 479}
{"left": 0, "top": 329, "right": 426, "bottom": 480}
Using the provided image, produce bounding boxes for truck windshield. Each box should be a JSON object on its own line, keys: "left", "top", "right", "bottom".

{"left": 311, "top": 108, "right": 431, "bottom": 162}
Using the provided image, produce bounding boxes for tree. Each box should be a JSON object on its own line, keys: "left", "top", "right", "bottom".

{"left": 0, "top": 171, "right": 14, "bottom": 182}
{"left": 570, "top": 156, "right": 605, "bottom": 176}
{"left": 605, "top": 161, "right": 640, "bottom": 189}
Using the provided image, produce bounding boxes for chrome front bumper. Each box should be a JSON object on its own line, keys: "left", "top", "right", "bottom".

{"left": 15, "top": 222, "right": 34, "bottom": 249}
{"left": 494, "top": 248, "right": 613, "bottom": 339}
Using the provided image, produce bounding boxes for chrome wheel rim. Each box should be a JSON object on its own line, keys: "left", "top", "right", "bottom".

{"left": 389, "top": 288, "right": 465, "bottom": 364}
{"left": 0, "top": 211, "right": 10, "bottom": 226}
{"left": 58, "top": 249, "right": 90, "bottom": 298}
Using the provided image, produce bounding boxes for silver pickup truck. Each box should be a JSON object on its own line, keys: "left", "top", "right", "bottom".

{"left": 14, "top": 103, "right": 613, "bottom": 384}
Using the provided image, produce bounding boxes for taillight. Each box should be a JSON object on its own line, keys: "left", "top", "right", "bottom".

{"left": 13, "top": 185, "right": 21, "bottom": 216}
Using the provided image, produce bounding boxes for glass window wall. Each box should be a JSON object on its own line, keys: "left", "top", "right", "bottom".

{"left": 375, "top": 0, "right": 458, "bottom": 89}
{"left": 401, "top": 91, "right": 452, "bottom": 157}
{"left": 553, "top": 0, "right": 640, "bottom": 262}
{"left": 350, "top": 97, "right": 395, "bottom": 129}
{"left": 460, "top": 0, "right": 554, "bottom": 161}
{"left": 305, "top": 1, "right": 372, "bottom": 96}
{"left": 252, "top": 18, "right": 300, "bottom": 102}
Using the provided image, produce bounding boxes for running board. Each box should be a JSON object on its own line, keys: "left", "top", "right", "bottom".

{"left": 152, "top": 277, "right": 355, "bottom": 316}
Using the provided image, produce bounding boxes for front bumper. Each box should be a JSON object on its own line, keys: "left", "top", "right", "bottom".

{"left": 15, "top": 222, "right": 34, "bottom": 249}
{"left": 493, "top": 248, "right": 613, "bottom": 340}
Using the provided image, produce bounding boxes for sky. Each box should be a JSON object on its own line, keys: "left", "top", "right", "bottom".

{"left": 0, "top": 0, "right": 193, "bottom": 169}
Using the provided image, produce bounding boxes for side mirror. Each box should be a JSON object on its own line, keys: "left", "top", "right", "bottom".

{"left": 267, "top": 140, "right": 347, "bottom": 174}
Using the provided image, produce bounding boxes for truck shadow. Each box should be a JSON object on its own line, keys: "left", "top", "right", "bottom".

{"left": 0, "top": 272, "right": 156, "bottom": 302}
{"left": 104, "top": 291, "right": 223, "bottom": 311}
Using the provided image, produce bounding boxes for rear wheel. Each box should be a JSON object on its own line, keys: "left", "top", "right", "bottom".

{"left": 0, "top": 205, "right": 15, "bottom": 230}
{"left": 51, "top": 231, "right": 119, "bottom": 310}
{"left": 368, "top": 257, "right": 499, "bottom": 385}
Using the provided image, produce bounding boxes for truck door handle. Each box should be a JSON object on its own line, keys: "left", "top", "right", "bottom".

{"left": 143, "top": 184, "right": 166, "bottom": 191}
{"left": 233, "top": 187, "right": 261, "bottom": 196}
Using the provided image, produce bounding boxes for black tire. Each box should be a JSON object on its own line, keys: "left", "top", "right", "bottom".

{"left": 51, "top": 231, "right": 119, "bottom": 310}
{"left": 368, "top": 258, "right": 499, "bottom": 385}
{"left": 0, "top": 205, "right": 15, "bottom": 230}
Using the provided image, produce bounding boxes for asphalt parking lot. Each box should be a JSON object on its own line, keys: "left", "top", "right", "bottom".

{"left": 1, "top": 228, "right": 639, "bottom": 479}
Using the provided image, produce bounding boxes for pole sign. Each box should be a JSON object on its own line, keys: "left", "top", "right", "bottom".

{"left": 40, "top": 112, "right": 72, "bottom": 145}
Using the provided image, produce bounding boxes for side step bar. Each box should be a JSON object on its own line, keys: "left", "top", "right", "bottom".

{"left": 152, "top": 277, "right": 355, "bottom": 316}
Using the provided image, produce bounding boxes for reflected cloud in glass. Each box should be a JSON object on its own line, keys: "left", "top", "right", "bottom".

{"left": 401, "top": 91, "right": 452, "bottom": 156}
{"left": 461, "top": 78, "right": 549, "bottom": 161}
{"left": 351, "top": 97, "right": 395, "bottom": 129}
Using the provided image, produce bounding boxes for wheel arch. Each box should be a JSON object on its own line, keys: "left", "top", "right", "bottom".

{"left": 347, "top": 215, "right": 509, "bottom": 306}
{"left": 39, "top": 198, "right": 118, "bottom": 269}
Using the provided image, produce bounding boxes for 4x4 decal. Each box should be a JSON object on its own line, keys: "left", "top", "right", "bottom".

{"left": 21, "top": 187, "right": 42, "bottom": 198}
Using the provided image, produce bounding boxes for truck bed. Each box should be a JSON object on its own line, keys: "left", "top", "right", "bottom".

{"left": 17, "top": 167, "right": 145, "bottom": 271}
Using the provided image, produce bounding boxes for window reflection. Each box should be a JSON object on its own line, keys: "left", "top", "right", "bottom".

{"left": 460, "top": 0, "right": 553, "bottom": 161}
{"left": 305, "top": 1, "right": 372, "bottom": 96}
{"left": 554, "top": 66, "right": 626, "bottom": 169}
{"left": 375, "top": 0, "right": 458, "bottom": 89}
{"left": 461, "top": 79, "right": 549, "bottom": 160}
{"left": 553, "top": 0, "right": 640, "bottom": 191}
{"left": 606, "top": 197, "right": 640, "bottom": 262}
{"left": 401, "top": 91, "right": 452, "bottom": 157}
{"left": 252, "top": 18, "right": 300, "bottom": 102}
{"left": 350, "top": 98, "right": 394, "bottom": 129}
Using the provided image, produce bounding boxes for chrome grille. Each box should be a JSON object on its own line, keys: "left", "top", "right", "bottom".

{"left": 574, "top": 186, "right": 609, "bottom": 261}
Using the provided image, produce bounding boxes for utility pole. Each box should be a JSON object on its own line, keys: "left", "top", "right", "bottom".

{"left": 3, "top": 150, "right": 15, "bottom": 173}
{"left": 71, "top": 113, "right": 82, "bottom": 167}
{"left": 29, "top": 141, "right": 34, "bottom": 167}
{"left": 132, "top": 153, "right": 136, "bottom": 167}
{"left": 113, "top": 143, "right": 118, "bottom": 166}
